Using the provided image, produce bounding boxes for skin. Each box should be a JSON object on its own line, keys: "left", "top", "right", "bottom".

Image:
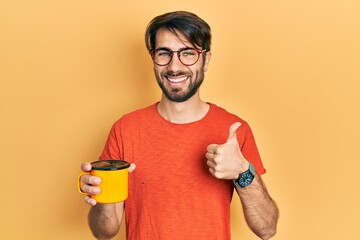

{"left": 206, "top": 122, "right": 279, "bottom": 239}
{"left": 80, "top": 28, "right": 279, "bottom": 240}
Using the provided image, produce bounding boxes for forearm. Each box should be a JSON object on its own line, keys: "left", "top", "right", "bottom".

{"left": 88, "top": 202, "right": 124, "bottom": 240}
{"left": 236, "top": 175, "right": 279, "bottom": 240}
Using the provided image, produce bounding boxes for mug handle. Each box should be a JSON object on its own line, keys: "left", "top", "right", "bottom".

{"left": 77, "top": 172, "right": 89, "bottom": 195}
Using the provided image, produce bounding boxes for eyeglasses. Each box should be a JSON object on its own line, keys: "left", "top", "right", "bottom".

{"left": 150, "top": 48, "right": 206, "bottom": 66}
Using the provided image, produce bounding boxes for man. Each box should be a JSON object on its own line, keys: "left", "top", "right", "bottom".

{"left": 80, "top": 11, "right": 279, "bottom": 240}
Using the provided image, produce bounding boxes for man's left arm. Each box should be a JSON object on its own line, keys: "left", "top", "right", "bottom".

{"left": 206, "top": 122, "right": 279, "bottom": 240}
{"left": 235, "top": 168, "right": 279, "bottom": 240}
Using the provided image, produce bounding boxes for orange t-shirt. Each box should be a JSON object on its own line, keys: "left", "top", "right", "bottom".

{"left": 100, "top": 103, "right": 266, "bottom": 240}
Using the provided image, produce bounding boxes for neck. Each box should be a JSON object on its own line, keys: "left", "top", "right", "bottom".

{"left": 157, "top": 94, "right": 210, "bottom": 124}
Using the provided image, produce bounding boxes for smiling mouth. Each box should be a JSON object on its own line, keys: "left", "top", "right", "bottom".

{"left": 167, "top": 76, "right": 188, "bottom": 83}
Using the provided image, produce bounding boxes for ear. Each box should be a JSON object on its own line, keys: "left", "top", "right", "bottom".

{"left": 203, "top": 51, "right": 211, "bottom": 72}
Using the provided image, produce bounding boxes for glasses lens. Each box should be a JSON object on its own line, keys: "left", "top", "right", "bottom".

{"left": 153, "top": 50, "right": 172, "bottom": 65}
{"left": 179, "top": 49, "right": 200, "bottom": 65}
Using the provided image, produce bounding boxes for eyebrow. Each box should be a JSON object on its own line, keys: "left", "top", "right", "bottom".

{"left": 154, "top": 47, "right": 194, "bottom": 52}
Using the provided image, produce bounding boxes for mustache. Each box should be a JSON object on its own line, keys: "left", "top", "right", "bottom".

{"left": 163, "top": 71, "right": 190, "bottom": 77}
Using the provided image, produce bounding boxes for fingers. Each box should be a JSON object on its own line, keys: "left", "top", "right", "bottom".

{"left": 128, "top": 163, "right": 136, "bottom": 173}
{"left": 206, "top": 150, "right": 221, "bottom": 178}
{"left": 206, "top": 158, "right": 216, "bottom": 169}
{"left": 80, "top": 162, "right": 101, "bottom": 206}
{"left": 80, "top": 174, "right": 101, "bottom": 197}
{"left": 81, "top": 175, "right": 100, "bottom": 206}
{"left": 206, "top": 160, "right": 225, "bottom": 179}
{"left": 207, "top": 144, "right": 219, "bottom": 154}
{"left": 84, "top": 195, "right": 97, "bottom": 206}
{"left": 80, "top": 161, "right": 136, "bottom": 206}
{"left": 81, "top": 172, "right": 101, "bottom": 185}
{"left": 81, "top": 176, "right": 101, "bottom": 206}
{"left": 206, "top": 151, "right": 227, "bottom": 179}
{"left": 81, "top": 162, "right": 92, "bottom": 172}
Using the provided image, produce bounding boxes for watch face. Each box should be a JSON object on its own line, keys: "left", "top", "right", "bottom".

{"left": 233, "top": 163, "right": 256, "bottom": 188}
{"left": 239, "top": 172, "right": 254, "bottom": 187}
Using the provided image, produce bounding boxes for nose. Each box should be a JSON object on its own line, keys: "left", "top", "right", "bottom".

{"left": 166, "top": 53, "right": 183, "bottom": 72}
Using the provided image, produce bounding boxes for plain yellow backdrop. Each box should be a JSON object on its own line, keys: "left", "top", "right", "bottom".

{"left": 1, "top": 0, "right": 359, "bottom": 239}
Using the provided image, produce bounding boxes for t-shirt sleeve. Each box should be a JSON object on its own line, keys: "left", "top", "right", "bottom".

{"left": 99, "top": 118, "right": 124, "bottom": 160}
{"left": 238, "top": 121, "right": 266, "bottom": 175}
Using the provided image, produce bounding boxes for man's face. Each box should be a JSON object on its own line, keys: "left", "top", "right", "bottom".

{"left": 153, "top": 28, "right": 211, "bottom": 102}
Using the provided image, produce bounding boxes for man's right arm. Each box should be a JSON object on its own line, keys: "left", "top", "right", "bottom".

{"left": 80, "top": 162, "right": 135, "bottom": 239}
{"left": 88, "top": 202, "right": 124, "bottom": 240}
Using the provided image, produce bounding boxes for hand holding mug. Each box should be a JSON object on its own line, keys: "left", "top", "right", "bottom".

{"left": 78, "top": 160, "right": 136, "bottom": 206}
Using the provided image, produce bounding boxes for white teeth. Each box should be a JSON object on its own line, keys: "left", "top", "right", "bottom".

{"left": 168, "top": 76, "right": 187, "bottom": 83}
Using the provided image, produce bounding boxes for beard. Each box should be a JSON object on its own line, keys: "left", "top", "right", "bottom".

{"left": 155, "top": 68, "right": 205, "bottom": 103}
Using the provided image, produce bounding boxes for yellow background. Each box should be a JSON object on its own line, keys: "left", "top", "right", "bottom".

{"left": 1, "top": 0, "right": 359, "bottom": 239}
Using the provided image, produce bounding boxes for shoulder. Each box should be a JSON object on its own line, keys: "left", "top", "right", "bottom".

{"left": 124, "top": 103, "right": 157, "bottom": 119}
{"left": 107, "top": 103, "right": 158, "bottom": 140}
{"left": 207, "top": 103, "right": 255, "bottom": 142}
{"left": 208, "top": 103, "right": 249, "bottom": 126}
{"left": 112, "top": 103, "right": 157, "bottom": 126}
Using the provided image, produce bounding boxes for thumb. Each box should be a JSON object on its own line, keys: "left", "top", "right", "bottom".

{"left": 227, "top": 122, "right": 241, "bottom": 142}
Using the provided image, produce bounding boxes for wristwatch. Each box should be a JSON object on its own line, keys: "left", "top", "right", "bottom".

{"left": 233, "top": 162, "right": 255, "bottom": 188}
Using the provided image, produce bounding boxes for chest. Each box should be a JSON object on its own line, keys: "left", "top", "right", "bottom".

{"left": 124, "top": 124, "right": 230, "bottom": 193}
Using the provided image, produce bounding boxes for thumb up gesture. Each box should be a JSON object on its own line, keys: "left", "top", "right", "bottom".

{"left": 206, "top": 122, "right": 250, "bottom": 180}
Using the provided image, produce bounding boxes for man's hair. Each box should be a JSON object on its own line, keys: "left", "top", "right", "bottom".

{"left": 145, "top": 11, "right": 211, "bottom": 52}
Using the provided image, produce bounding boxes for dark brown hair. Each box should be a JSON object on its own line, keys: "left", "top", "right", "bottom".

{"left": 145, "top": 11, "right": 211, "bottom": 52}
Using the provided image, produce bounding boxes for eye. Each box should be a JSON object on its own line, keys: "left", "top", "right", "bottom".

{"left": 156, "top": 51, "right": 172, "bottom": 57}
{"left": 181, "top": 49, "right": 197, "bottom": 57}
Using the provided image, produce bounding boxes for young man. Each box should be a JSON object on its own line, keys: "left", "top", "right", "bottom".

{"left": 80, "top": 11, "right": 279, "bottom": 240}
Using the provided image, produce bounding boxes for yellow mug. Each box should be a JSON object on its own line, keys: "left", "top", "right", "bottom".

{"left": 78, "top": 160, "right": 130, "bottom": 203}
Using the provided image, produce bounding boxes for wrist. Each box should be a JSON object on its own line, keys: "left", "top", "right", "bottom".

{"left": 233, "top": 162, "right": 255, "bottom": 188}
{"left": 234, "top": 160, "right": 250, "bottom": 179}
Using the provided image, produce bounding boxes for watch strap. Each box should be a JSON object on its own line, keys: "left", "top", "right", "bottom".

{"left": 233, "top": 162, "right": 255, "bottom": 188}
